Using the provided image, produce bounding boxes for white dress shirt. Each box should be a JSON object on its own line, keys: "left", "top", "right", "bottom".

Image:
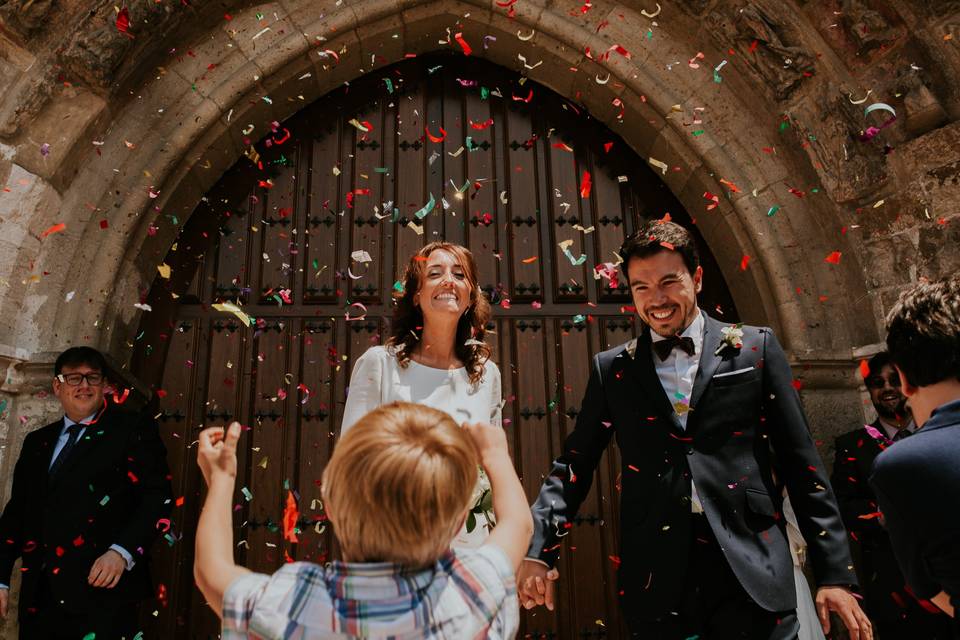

{"left": 650, "top": 310, "right": 706, "bottom": 513}
{"left": 877, "top": 417, "right": 914, "bottom": 442}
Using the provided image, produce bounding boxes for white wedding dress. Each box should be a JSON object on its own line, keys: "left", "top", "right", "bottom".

{"left": 783, "top": 496, "right": 828, "bottom": 640}
{"left": 340, "top": 345, "right": 503, "bottom": 548}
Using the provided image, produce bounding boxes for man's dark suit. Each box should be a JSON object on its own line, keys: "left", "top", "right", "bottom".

{"left": 528, "top": 312, "right": 856, "bottom": 624}
{"left": 833, "top": 422, "right": 953, "bottom": 638}
{"left": 0, "top": 405, "right": 172, "bottom": 634}
{"left": 870, "top": 399, "right": 960, "bottom": 639}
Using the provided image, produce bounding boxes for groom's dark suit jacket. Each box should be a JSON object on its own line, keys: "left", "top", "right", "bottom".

{"left": 0, "top": 406, "right": 172, "bottom": 615}
{"left": 528, "top": 312, "right": 857, "bottom": 618}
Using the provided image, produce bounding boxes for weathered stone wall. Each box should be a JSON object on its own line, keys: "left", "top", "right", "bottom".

{"left": 1, "top": 0, "right": 958, "bottom": 634}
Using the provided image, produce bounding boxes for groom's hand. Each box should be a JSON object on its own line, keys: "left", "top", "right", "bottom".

{"left": 816, "top": 586, "right": 873, "bottom": 640}
{"left": 518, "top": 559, "right": 559, "bottom": 610}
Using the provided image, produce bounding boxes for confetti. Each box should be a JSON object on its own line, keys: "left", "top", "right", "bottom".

{"left": 454, "top": 32, "right": 472, "bottom": 56}
{"left": 703, "top": 191, "right": 719, "bottom": 211}
{"left": 740, "top": 255, "right": 751, "bottom": 271}
{"left": 580, "top": 171, "right": 592, "bottom": 198}
{"left": 648, "top": 157, "right": 669, "bottom": 175}
{"left": 40, "top": 223, "right": 66, "bottom": 238}
{"left": 824, "top": 251, "right": 842, "bottom": 264}
{"left": 425, "top": 125, "right": 447, "bottom": 143}
{"left": 282, "top": 491, "right": 299, "bottom": 543}
{"left": 212, "top": 301, "right": 253, "bottom": 326}
{"left": 116, "top": 7, "right": 132, "bottom": 37}
{"left": 345, "top": 302, "right": 367, "bottom": 322}
{"left": 558, "top": 239, "right": 587, "bottom": 266}
{"left": 351, "top": 250, "right": 372, "bottom": 263}
{"left": 157, "top": 264, "right": 171, "bottom": 279}
{"left": 641, "top": 3, "right": 661, "bottom": 17}
{"left": 413, "top": 193, "right": 436, "bottom": 219}
{"left": 517, "top": 29, "right": 536, "bottom": 41}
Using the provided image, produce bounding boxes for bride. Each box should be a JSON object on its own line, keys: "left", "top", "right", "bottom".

{"left": 340, "top": 242, "right": 502, "bottom": 547}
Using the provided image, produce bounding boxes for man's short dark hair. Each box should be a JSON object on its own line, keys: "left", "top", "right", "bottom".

{"left": 866, "top": 351, "right": 893, "bottom": 377}
{"left": 618, "top": 220, "right": 700, "bottom": 281}
{"left": 885, "top": 274, "right": 960, "bottom": 388}
{"left": 54, "top": 347, "right": 107, "bottom": 377}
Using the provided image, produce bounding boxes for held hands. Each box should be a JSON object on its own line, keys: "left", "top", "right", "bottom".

{"left": 518, "top": 559, "right": 560, "bottom": 610}
{"left": 816, "top": 586, "right": 873, "bottom": 640}
{"left": 88, "top": 549, "right": 126, "bottom": 589}
{"left": 197, "top": 422, "right": 241, "bottom": 487}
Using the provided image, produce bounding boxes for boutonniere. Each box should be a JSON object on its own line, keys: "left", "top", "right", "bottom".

{"left": 715, "top": 323, "right": 744, "bottom": 356}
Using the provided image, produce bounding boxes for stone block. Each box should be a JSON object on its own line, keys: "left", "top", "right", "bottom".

{"left": 917, "top": 222, "right": 960, "bottom": 280}
{"left": 861, "top": 235, "right": 917, "bottom": 289}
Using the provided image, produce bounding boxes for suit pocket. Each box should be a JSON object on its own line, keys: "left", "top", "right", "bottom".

{"left": 745, "top": 488, "right": 776, "bottom": 517}
{"left": 711, "top": 369, "right": 761, "bottom": 388}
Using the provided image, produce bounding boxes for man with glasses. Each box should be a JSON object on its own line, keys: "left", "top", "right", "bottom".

{"left": 832, "top": 351, "right": 953, "bottom": 638}
{"left": 0, "top": 347, "right": 172, "bottom": 639}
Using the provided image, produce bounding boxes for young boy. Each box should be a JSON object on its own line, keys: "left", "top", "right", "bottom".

{"left": 193, "top": 401, "right": 533, "bottom": 638}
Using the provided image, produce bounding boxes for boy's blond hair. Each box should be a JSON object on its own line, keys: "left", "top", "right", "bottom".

{"left": 322, "top": 402, "right": 479, "bottom": 566}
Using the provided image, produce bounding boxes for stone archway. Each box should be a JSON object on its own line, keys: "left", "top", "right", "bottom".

{"left": 5, "top": 0, "right": 960, "bottom": 636}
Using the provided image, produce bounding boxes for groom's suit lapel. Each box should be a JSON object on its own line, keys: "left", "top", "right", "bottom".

{"left": 625, "top": 329, "right": 684, "bottom": 432}
{"left": 689, "top": 313, "right": 725, "bottom": 412}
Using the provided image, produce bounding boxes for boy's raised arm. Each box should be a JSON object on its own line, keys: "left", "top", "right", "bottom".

{"left": 463, "top": 422, "right": 533, "bottom": 572}
{"left": 194, "top": 423, "right": 250, "bottom": 617}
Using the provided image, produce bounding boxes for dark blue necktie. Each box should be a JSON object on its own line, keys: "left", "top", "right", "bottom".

{"left": 49, "top": 423, "right": 83, "bottom": 481}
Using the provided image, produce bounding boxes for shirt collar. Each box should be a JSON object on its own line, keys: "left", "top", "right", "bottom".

{"left": 327, "top": 552, "right": 453, "bottom": 602}
{"left": 876, "top": 417, "right": 913, "bottom": 441}
{"left": 63, "top": 413, "right": 98, "bottom": 431}
{"left": 649, "top": 308, "right": 705, "bottom": 353}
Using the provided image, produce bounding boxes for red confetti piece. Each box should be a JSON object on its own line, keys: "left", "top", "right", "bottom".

{"left": 469, "top": 118, "right": 494, "bottom": 130}
{"left": 73, "top": 535, "right": 84, "bottom": 547}
{"left": 580, "top": 170, "right": 592, "bottom": 198}
{"left": 740, "top": 255, "right": 751, "bottom": 271}
{"left": 788, "top": 187, "right": 805, "bottom": 198}
{"left": 99, "top": 220, "right": 109, "bottom": 230}
{"left": 345, "top": 188, "right": 371, "bottom": 208}
{"left": 40, "top": 222, "right": 66, "bottom": 238}
{"left": 521, "top": 256, "right": 538, "bottom": 264}
{"left": 282, "top": 490, "right": 299, "bottom": 543}
{"left": 859, "top": 359, "right": 870, "bottom": 379}
{"left": 551, "top": 142, "right": 574, "bottom": 152}
{"left": 603, "top": 142, "right": 614, "bottom": 153}
{"left": 424, "top": 125, "right": 446, "bottom": 143}
{"left": 175, "top": 496, "right": 185, "bottom": 507}
{"left": 703, "top": 191, "right": 719, "bottom": 211}
{"left": 116, "top": 7, "right": 133, "bottom": 38}
{"left": 512, "top": 89, "right": 534, "bottom": 103}
{"left": 454, "top": 32, "right": 472, "bottom": 56}
{"left": 824, "top": 251, "right": 842, "bottom": 264}
{"left": 792, "top": 379, "right": 803, "bottom": 390}
{"left": 719, "top": 178, "right": 740, "bottom": 193}
{"left": 127, "top": 470, "right": 139, "bottom": 483}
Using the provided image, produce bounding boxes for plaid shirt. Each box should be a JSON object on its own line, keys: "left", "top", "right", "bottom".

{"left": 222, "top": 544, "right": 519, "bottom": 639}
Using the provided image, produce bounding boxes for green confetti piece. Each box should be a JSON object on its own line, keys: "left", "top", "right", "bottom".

{"left": 573, "top": 314, "right": 587, "bottom": 324}
{"left": 692, "top": 130, "right": 705, "bottom": 137}
{"left": 83, "top": 633, "right": 96, "bottom": 640}
{"left": 374, "top": 167, "right": 389, "bottom": 173}
{"left": 413, "top": 193, "right": 436, "bottom": 220}
{"left": 480, "top": 86, "right": 490, "bottom": 100}
{"left": 241, "top": 487, "right": 253, "bottom": 502}
{"left": 646, "top": 29, "right": 653, "bottom": 40}
{"left": 164, "top": 532, "right": 176, "bottom": 546}
{"left": 383, "top": 78, "right": 394, "bottom": 94}
{"left": 766, "top": 205, "right": 781, "bottom": 217}
{"left": 778, "top": 120, "right": 790, "bottom": 131}
{"left": 312, "top": 259, "right": 319, "bottom": 270}
{"left": 0, "top": 399, "right": 7, "bottom": 414}
{"left": 100, "top": 495, "right": 110, "bottom": 506}
{"left": 393, "top": 281, "right": 404, "bottom": 292}
{"left": 713, "top": 70, "right": 722, "bottom": 83}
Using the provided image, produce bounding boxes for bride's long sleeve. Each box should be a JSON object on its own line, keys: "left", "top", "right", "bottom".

{"left": 339, "top": 347, "right": 385, "bottom": 437}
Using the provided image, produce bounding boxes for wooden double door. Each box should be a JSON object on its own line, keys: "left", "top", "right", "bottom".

{"left": 132, "top": 53, "right": 737, "bottom": 638}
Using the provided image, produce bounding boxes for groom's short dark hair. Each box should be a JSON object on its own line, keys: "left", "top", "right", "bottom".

{"left": 885, "top": 274, "right": 960, "bottom": 388}
{"left": 618, "top": 220, "right": 700, "bottom": 280}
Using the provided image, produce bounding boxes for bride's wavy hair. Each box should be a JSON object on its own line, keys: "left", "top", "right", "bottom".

{"left": 387, "top": 242, "right": 492, "bottom": 385}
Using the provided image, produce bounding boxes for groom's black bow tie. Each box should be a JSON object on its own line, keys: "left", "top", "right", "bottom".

{"left": 653, "top": 335, "right": 696, "bottom": 361}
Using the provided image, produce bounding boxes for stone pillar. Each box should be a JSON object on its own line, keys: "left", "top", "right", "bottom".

{"left": 0, "top": 351, "right": 62, "bottom": 639}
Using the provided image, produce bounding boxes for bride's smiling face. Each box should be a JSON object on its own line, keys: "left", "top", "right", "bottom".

{"left": 414, "top": 250, "right": 472, "bottom": 324}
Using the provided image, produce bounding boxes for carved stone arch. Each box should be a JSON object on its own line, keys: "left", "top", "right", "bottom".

{"left": 10, "top": 0, "right": 877, "bottom": 362}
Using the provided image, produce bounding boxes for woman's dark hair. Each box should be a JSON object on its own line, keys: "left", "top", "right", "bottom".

{"left": 387, "top": 242, "right": 492, "bottom": 385}
{"left": 885, "top": 274, "right": 960, "bottom": 388}
{"left": 54, "top": 346, "right": 107, "bottom": 377}
{"left": 618, "top": 220, "right": 700, "bottom": 282}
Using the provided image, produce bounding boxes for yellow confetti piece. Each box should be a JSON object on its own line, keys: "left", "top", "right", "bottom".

{"left": 212, "top": 301, "right": 253, "bottom": 326}
{"left": 157, "top": 263, "right": 171, "bottom": 279}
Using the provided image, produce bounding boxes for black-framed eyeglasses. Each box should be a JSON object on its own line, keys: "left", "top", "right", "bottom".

{"left": 56, "top": 373, "right": 104, "bottom": 387}
{"left": 865, "top": 374, "right": 899, "bottom": 390}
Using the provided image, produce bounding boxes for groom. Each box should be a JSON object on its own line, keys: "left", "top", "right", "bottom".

{"left": 519, "top": 221, "right": 871, "bottom": 639}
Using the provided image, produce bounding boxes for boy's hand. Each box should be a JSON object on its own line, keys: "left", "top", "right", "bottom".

{"left": 462, "top": 421, "right": 509, "bottom": 464}
{"left": 197, "top": 422, "right": 241, "bottom": 486}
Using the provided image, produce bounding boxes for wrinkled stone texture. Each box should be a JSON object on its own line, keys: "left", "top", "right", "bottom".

{"left": 0, "top": 0, "right": 959, "bottom": 633}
